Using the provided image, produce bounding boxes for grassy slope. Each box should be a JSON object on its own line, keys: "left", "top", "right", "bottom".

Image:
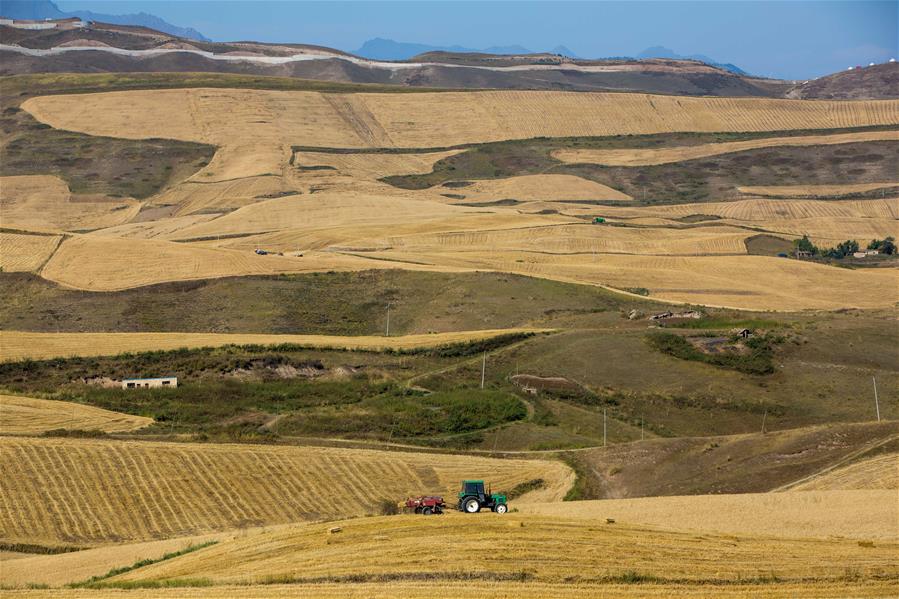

{"left": 1, "top": 287, "right": 895, "bottom": 446}
{"left": 561, "top": 421, "right": 899, "bottom": 499}
{"left": 0, "top": 271, "right": 654, "bottom": 335}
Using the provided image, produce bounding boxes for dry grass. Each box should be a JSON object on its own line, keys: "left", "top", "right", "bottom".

{"left": 0, "top": 175, "right": 139, "bottom": 233}
{"left": 0, "top": 328, "right": 544, "bottom": 362}
{"left": 553, "top": 130, "right": 899, "bottom": 166}
{"left": 0, "top": 394, "right": 153, "bottom": 434}
{"left": 449, "top": 174, "right": 632, "bottom": 202}
{"left": 107, "top": 512, "right": 898, "bottom": 586}
{"left": 519, "top": 490, "right": 898, "bottom": 540}
{"left": 789, "top": 454, "right": 898, "bottom": 491}
{"left": 0, "top": 436, "right": 572, "bottom": 546}
{"left": 0, "top": 232, "right": 62, "bottom": 272}
{"left": 738, "top": 182, "right": 899, "bottom": 198}
{"left": 4, "top": 581, "right": 897, "bottom": 598}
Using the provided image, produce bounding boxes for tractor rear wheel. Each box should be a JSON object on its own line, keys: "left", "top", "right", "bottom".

{"left": 494, "top": 503, "right": 508, "bottom": 514}
{"left": 463, "top": 498, "right": 480, "bottom": 513}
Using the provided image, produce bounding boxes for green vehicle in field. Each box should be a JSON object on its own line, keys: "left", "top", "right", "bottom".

{"left": 458, "top": 480, "right": 508, "bottom": 514}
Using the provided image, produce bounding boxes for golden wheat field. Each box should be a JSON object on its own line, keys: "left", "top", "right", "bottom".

{"left": 358, "top": 249, "right": 898, "bottom": 310}
{"left": 0, "top": 231, "right": 62, "bottom": 272}
{"left": 0, "top": 394, "right": 153, "bottom": 434}
{"left": 789, "top": 454, "right": 899, "bottom": 491}
{"left": 519, "top": 490, "right": 899, "bottom": 540}
{"left": 104, "top": 513, "right": 898, "bottom": 586}
{"left": 37, "top": 234, "right": 460, "bottom": 291}
{"left": 738, "top": 182, "right": 899, "bottom": 198}
{"left": 552, "top": 129, "right": 899, "bottom": 166}
{"left": 5, "top": 581, "right": 897, "bottom": 599}
{"left": 24, "top": 90, "right": 899, "bottom": 150}
{"left": 4, "top": 88, "right": 895, "bottom": 311}
{"left": 590, "top": 197, "right": 899, "bottom": 220}
{"left": 1, "top": 533, "right": 224, "bottom": 587}
{"left": 0, "top": 436, "right": 572, "bottom": 546}
{"left": 0, "top": 175, "right": 140, "bottom": 232}
{"left": 0, "top": 329, "right": 544, "bottom": 362}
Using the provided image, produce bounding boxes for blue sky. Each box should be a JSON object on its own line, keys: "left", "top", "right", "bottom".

{"left": 56, "top": 1, "right": 898, "bottom": 79}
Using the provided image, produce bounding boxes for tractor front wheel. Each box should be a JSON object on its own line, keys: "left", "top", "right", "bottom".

{"left": 423, "top": 507, "right": 433, "bottom": 515}
{"left": 463, "top": 498, "right": 480, "bottom": 513}
{"left": 494, "top": 503, "right": 508, "bottom": 514}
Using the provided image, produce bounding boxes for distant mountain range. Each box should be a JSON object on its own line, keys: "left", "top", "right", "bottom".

{"left": 0, "top": 0, "right": 210, "bottom": 41}
{"left": 354, "top": 38, "right": 580, "bottom": 60}
{"left": 353, "top": 39, "right": 747, "bottom": 74}
{"left": 637, "top": 46, "right": 748, "bottom": 75}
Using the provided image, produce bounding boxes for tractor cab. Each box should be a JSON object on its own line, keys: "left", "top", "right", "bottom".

{"left": 458, "top": 479, "right": 508, "bottom": 514}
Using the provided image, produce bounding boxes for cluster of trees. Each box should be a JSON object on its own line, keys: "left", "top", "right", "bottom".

{"left": 793, "top": 236, "right": 895, "bottom": 259}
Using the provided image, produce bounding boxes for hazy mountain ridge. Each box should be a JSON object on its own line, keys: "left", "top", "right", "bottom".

{"left": 0, "top": 0, "right": 210, "bottom": 41}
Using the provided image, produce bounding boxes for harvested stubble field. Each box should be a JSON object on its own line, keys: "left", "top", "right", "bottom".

{"left": 519, "top": 490, "right": 898, "bottom": 540}
{"left": 22, "top": 90, "right": 899, "bottom": 150}
{"left": 1, "top": 533, "right": 223, "bottom": 587}
{"left": 0, "top": 231, "right": 62, "bottom": 272}
{"left": 788, "top": 453, "right": 899, "bottom": 491}
{"left": 0, "top": 394, "right": 153, "bottom": 434}
{"left": 104, "top": 513, "right": 898, "bottom": 586}
{"left": 552, "top": 129, "right": 899, "bottom": 166}
{"left": 0, "top": 175, "right": 140, "bottom": 233}
{"left": 5, "top": 582, "right": 897, "bottom": 598}
{"left": 4, "top": 84, "right": 896, "bottom": 311}
{"left": 738, "top": 182, "right": 899, "bottom": 198}
{"left": 0, "top": 436, "right": 572, "bottom": 546}
{"left": 0, "top": 328, "right": 542, "bottom": 362}
{"left": 36, "top": 234, "right": 462, "bottom": 291}
{"left": 358, "top": 250, "right": 898, "bottom": 310}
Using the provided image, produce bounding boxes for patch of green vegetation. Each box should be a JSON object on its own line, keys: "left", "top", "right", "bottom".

{"left": 41, "top": 428, "right": 110, "bottom": 439}
{"left": 646, "top": 331, "right": 780, "bottom": 375}
{"left": 561, "top": 452, "right": 592, "bottom": 501}
{"left": 623, "top": 287, "right": 650, "bottom": 296}
{"left": 744, "top": 234, "right": 794, "bottom": 257}
{"left": 0, "top": 542, "right": 84, "bottom": 555}
{"left": 70, "top": 542, "right": 218, "bottom": 588}
{"left": 500, "top": 478, "right": 547, "bottom": 499}
{"left": 530, "top": 398, "right": 560, "bottom": 426}
{"left": 276, "top": 388, "right": 527, "bottom": 439}
{"left": 668, "top": 316, "right": 784, "bottom": 330}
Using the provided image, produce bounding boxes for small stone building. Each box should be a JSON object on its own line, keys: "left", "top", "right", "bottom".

{"left": 122, "top": 377, "right": 178, "bottom": 389}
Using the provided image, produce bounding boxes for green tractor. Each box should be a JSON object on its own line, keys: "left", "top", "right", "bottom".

{"left": 458, "top": 480, "right": 508, "bottom": 514}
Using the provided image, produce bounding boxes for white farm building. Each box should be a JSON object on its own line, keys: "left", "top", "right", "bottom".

{"left": 122, "top": 377, "right": 178, "bottom": 389}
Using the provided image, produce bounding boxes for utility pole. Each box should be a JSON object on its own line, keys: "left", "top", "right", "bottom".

{"left": 385, "top": 302, "right": 391, "bottom": 337}
{"left": 873, "top": 377, "right": 881, "bottom": 422}
{"left": 761, "top": 409, "right": 768, "bottom": 434}
{"left": 480, "top": 352, "right": 486, "bottom": 389}
{"left": 640, "top": 414, "right": 644, "bottom": 441}
{"left": 603, "top": 409, "right": 607, "bottom": 447}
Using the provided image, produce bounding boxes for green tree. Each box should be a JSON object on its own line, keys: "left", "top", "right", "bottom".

{"left": 868, "top": 237, "right": 896, "bottom": 255}
{"left": 793, "top": 235, "right": 818, "bottom": 255}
